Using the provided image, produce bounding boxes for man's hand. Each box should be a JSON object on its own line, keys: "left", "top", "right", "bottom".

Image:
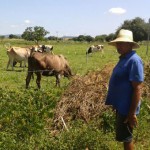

{"left": 124, "top": 114, "right": 138, "bottom": 128}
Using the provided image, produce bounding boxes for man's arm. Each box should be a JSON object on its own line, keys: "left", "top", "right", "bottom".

{"left": 124, "top": 81, "right": 143, "bottom": 128}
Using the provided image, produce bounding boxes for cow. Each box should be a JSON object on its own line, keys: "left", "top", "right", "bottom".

{"left": 26, "top": 50, "right": 72, "bottom": 89}
{"left": 33, "top": 45, "right": 54, "bottom": 54}
{"left": 6, "top": 47, "right": 31, "bottom": 70}
{"left": 41, "top": 45, "right": 54, "bottom": 53}
{"left": 86, "top": 45, "right": 104, "bottom": 55}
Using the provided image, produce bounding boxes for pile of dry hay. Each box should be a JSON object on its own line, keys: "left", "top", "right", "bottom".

{"left": 142, "top": 62, "right": 150, "bottom": 98}
{"left": 53, "top": 64, "right": 114, "bottom": 129}
{"left": 53, "top": 63, "right": 150, "bottom": 129}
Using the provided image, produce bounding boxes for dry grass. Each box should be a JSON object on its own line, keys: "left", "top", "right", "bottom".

{"left": 53, "top": 64, "right": 114, "bottom": 129}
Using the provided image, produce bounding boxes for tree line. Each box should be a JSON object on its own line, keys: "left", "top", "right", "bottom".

{"left": 0, "top": 17, "right": 149, "bottom": 44}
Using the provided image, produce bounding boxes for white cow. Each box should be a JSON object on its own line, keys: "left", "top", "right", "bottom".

{"left": 6, "top": 47, "right": 31, "bottom": 70}
{"left": 86, "top": 45, "right": 104, "bottom": 55}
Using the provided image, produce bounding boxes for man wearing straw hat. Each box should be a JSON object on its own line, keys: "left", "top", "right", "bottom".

{"left": 105, "top": 29, "right": 144, "bottom": 150}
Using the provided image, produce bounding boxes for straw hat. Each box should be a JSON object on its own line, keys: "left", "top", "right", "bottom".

{"left": 108, "top": 29, "right": 139, "bottom": 49}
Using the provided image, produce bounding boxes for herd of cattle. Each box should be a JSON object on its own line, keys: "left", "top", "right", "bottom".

{"left": 5, "top": 44, "right": 104, "bottom": 89}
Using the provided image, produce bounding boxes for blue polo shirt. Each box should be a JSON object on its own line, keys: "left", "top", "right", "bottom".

{"left": 105, "top": 50, "right": 144, "bottom": 115}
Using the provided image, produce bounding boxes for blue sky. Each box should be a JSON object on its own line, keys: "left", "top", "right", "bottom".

{"left": 0, "top": 0, "right": 149, "bottom": 37}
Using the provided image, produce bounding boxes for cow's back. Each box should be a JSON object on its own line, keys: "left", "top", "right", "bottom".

{"left": 7, "top": 47, "right": 30, "bottom": 61}
{"left": 44, "top": 55, "right": 65, "bottom": 71}
{"left": 29, "top": 53, "right": 68, "bottom": 72}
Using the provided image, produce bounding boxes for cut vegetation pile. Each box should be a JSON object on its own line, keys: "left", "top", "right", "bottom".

{"left": 53, "top": 64, "right": 114, "bottom": 129}
{"left": 143, "top": 62, "right": 150, "bottom": 98}
{"left": 54, "top": 62, "right": 150, "bottom": 129}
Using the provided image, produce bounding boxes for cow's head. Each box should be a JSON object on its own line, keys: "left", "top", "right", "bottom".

{"left": 97, "top": 45, "right": 104, "bottom": 49}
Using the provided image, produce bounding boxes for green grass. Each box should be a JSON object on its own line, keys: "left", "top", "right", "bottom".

{"left": 0, "top": 39, "right": 150, "bottom": 150}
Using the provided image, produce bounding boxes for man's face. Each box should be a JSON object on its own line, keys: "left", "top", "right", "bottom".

{"left": 116, "top": 42, "right": 133, "bottom": 55}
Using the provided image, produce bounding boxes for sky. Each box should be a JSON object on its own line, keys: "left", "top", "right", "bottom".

{"left": 0, "top": 0, "right": 149, "bottom": 37}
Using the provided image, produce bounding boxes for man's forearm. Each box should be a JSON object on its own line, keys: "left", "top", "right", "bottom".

{"left": 128, "top": 82, "right": 142, "bottom": 115}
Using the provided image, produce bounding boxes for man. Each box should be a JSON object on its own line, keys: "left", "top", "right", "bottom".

{"left": 105, "top": 29, "right": 144, "bottom": 150}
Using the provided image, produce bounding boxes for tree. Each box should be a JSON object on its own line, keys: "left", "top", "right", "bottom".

{"left": 116, "top": 17, "right": 148, "bottom": 41}
{"left": 47, "top": 36, "right": 57, "bottom": 40}
{"left": 95, "top": 34, "right": 107, "bottom": 42}
{"left": 77, "top": 35, "right": 86, "bottom": 41}
{"left": 85, "top": 35, "right": 94, "bottom": 42}
{"left": 9, "top": 34, "right": 20, "bottom": 39}
{"left": 105, "top": 33, "right": 116, "bottom": 42}
{"left": 72, "top": 35, "right": 94, "bottom": 42}
{"left": 22, "top": 26, "right": 49, "bottom": 45}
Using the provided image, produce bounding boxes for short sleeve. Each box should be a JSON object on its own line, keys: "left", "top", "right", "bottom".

{"left": 129, "top": 59, "right": 144, "bottom": 82}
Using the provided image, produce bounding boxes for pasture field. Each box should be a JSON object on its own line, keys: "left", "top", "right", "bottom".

{"left": 0, "top": 39, "right": 150, "bottom": 150}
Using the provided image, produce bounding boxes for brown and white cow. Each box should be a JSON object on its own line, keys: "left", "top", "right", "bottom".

{"left": 6, "top": 47, "right": 31, "bottom": 70}
{"left": 86, "top": 45, "right": 104, "bottom": 55}
{"left": 26, "top": 50, "right": 72, "bottom": 89}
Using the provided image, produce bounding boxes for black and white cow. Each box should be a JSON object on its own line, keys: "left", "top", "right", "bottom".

{"left": 33, "top": 45, "right": 54, "bottom": 54}
{"left": 86, "top": 45, "right": 104, "bottom": 55}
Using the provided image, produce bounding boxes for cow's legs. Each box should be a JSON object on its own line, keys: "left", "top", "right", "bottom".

{"left": 19, "top": 62, "right": 22, "bottom": 67}
{"left": 6, "top": 59, "right": 10, "bottom": 70}
{"left": 10, "top": 59, "right": 14, "bottom": 70}
{"left": 26, "top": 72, "right": 33, "bottom": 89}
{"left": 6, "top": 59, "right": 14, "bottom": 70}
{"left": 55, "top": 74, "right": 61, "bottom": 87}
{"left": 22, "top": 60, "right": 26, "bottom": 71}
{"left": 36, "top": 72, "right": 41, "bottom": 89}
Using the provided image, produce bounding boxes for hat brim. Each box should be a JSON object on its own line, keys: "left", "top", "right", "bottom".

{"left": 108, "top": 37, "right": 139, "bottom": 49}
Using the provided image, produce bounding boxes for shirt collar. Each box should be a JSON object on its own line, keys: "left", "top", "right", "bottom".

{"left": 119, "top": 50, "right": 136, "bottom": 59}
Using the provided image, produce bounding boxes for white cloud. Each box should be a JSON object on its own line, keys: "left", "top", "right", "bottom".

{"left": 24, "top": 20, "right": 31, "bottom": 24}
{"left": 9, "top": 20, "right": 31, "bottom": 28}
{"left": 10, "top": 24, "right": 18, "bottom": 28}
{"left": 109, "top": 7, "right": 126, "bottom": 15}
